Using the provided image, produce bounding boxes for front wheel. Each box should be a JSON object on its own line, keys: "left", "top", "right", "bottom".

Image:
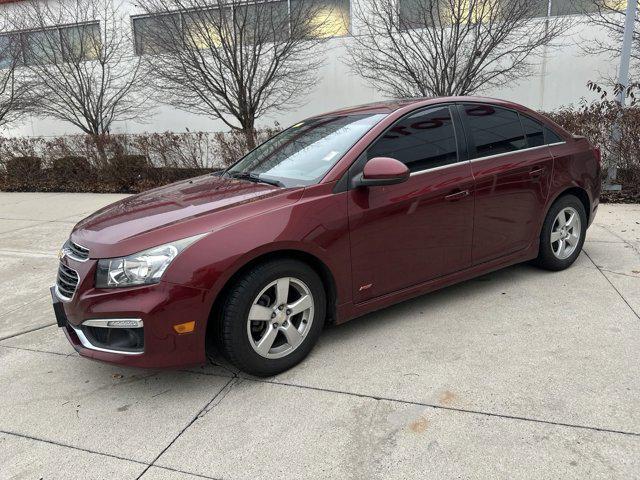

{"left": 219, "top": 259, "right": 326, "bottom": 376}
{"left": 533, "top": 194, "right": 587, "bottom": 271}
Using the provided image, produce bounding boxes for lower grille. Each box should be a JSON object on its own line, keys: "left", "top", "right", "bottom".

{"left": 83, "top": 326, "right": 144, "bottom": 353}
{"left": 56, "top": 262, "right": 79, "bottom": 300}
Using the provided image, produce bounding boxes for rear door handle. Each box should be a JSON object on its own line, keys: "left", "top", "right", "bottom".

{"left": 444, "top": 190, "right": 469, "bottom": 201}
{"left": 530, "top": 167, "right": 544, "bottom": 178}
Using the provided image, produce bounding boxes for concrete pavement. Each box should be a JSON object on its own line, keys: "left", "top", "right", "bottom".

{"left": 0, "top": 192, "right": 638, "bottom": 479}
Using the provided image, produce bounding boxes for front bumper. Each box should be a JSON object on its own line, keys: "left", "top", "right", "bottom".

{"left": 52, "top": 260, "right": 211, "bottom": 368}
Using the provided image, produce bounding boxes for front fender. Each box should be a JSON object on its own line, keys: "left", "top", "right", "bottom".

{"left": 164, "top": 183, "right": 351, "bottom": 317}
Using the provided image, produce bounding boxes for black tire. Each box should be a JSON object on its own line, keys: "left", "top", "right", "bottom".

{"left": 219, "top": 259, "right": 326, "bottom": 376}
{"left": 533, "top": 194, "right": 587, "bottom": 271}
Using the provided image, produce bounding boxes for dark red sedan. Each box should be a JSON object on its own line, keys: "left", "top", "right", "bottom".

{"left": 52, "top": 97, "right": 601, "bottom": 375}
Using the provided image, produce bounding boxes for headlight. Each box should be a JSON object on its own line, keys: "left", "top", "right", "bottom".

{"left": 95, "top": 234, "right": 204, "bottom": 288}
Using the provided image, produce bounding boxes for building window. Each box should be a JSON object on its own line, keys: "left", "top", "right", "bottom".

{"left": 60, "top": 23, "right": 101, "bottom": 62}
{"left": 550, "top": 0, "right": 599, "bottom": 16}
{"left": 0, "top": 34, "right": 22, "bottom": 69}
{"left": 397, "top": 0, "right": 625, "bottom": 29}
{"left": 0, "top": 22, "right": 101, "bottom": 68}
{"left": 22, "top": 30, "right": 62, "bottom": 65}
{"left": 132, "top": 0, "right": 351, "bottom": 55}
{"left": 235, "top": 1, "right": 289, "bottom": 43}
{"left": 133, "top": 13, "right": 182, "bottom": 55}
{"left": 398, "top": 0, "right": 430, "bottom": 30}
{"left": 291, "top": 0, "right": 350, "bottom": 38}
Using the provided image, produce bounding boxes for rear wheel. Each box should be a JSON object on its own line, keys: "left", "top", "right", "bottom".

{"left": 220, "top": 259, "right": 325, "bottom": 376}
{"left": 534, "top": 194, "right": 587, "bottom": 271}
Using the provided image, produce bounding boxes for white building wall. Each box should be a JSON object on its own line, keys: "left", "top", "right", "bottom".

{"left": 0, "top": 0, "right": 621, "bottom": 137}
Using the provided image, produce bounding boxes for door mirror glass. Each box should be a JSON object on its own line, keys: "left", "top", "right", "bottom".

{"left": 354, "top": 157, "right": 410, "bottom": 187}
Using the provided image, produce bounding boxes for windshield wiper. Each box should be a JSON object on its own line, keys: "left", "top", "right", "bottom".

{"left": 228, "top": 171, "right": 285, "bottom": 188}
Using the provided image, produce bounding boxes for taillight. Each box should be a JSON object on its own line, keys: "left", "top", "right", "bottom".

{"left": 593, "top": 146, "right": 602, "bottom": 165}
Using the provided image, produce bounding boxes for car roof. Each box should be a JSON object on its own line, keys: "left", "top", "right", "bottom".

{"left": 318, "top": 96, "right": 530, "bottom": 117}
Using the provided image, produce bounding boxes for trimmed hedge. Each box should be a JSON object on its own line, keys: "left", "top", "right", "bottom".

{"left": 0, "top": 130, "right": 275, "bottom": 193}
{"left": 544, "top": 100, "right": 640, "bottom": 203}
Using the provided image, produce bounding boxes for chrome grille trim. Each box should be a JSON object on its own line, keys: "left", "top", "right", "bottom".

{"left": 56, "top": 262, "right": 79, "bottom": 301}
{"left": 83, "top": 318, "right": 144, "bottom": 328}
{"left": 64, "top": 240, "right": 90, "bottom": 262}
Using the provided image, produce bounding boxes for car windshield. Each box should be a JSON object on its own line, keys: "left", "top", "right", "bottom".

{"left": 225, "top": 113, "right": 388, "bottom": 187}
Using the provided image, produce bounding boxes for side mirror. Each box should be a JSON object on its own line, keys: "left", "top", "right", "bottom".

{"left": 353, "top": 157, "right": 410, "bottom": 188}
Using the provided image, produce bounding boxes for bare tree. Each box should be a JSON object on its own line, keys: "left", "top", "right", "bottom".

{"left": 136, "top": 0, "right": 339, "bottom": 148}
{"left": 577, "top": 0, "right": 639, "bottom": 76}
{"left": 13, "top": 0, "right": 148, "bottom": 136}
{"left": 349, "top": 0, "right": 569, "bottom": 97}
{"left": 0, "top": 21, "right": 35, "bottom": 129}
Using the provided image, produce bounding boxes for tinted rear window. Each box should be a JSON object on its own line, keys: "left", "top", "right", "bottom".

{"left": 545, "top": 127, "right": 564, "bottom": 144}
{"left": 462, "top": 105, "right": 526, "bottom": 159}
{"left": 520, "top": 115, "right": 545, "bottom": 148}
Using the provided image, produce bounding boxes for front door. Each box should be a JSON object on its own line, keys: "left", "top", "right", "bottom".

{"left": 347, "top": 105, "right": 475, "bottom": 303}
{"left": 458, "top": 104, "right": 553, "bottom": 264}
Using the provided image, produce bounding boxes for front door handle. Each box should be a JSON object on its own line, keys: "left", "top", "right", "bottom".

{"left": 444, "top": 190, "right": 469, "bottom": 201}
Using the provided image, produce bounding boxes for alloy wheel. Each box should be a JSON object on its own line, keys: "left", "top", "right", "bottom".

{"left": 246, "top": 277, "right": 315, "bottom": 359}
{"left": 550, "top": 206, "right": 581, "bottom": 260}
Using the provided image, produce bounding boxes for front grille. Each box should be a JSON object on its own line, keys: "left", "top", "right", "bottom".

{"left": 56, "top": 263, "right": 79, "bottom": 300}
{"left": 66, "top": 240, "right": 89, "bottom": 261}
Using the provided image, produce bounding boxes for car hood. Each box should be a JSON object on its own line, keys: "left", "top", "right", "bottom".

{"left": 71, "top": 174, "right": 304, "bottom": 258}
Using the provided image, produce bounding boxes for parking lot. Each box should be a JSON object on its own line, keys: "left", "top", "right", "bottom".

{"left": 0, "top": 192, "right": 638, "bottom": 479}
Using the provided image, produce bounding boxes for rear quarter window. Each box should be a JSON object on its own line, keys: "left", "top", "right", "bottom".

{"left": 545, "top": 127, "right": 564, "bottom": 144}
{"left": 520, "top": 115, "right": 545, "bottom": 148}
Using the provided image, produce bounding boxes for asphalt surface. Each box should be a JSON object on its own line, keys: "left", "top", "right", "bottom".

{"left": 0, "top": 192, "right": 638, "bottom": 479}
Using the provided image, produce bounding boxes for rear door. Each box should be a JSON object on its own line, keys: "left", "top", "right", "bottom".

{"left": 458, "top": 104, "right": 553, "bottom": 265}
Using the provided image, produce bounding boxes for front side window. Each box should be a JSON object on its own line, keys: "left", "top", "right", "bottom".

{"left": 462, "top": 104, "right": 526, "bottom": 159}
{"left": 227, "top": 113, "right": 387, "bottom": 187}
{"left": 367, "top": 105, "right": 458, "bottom": 173}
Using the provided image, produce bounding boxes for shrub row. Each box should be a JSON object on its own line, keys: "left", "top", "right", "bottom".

{"left": 545, "top": 101, "right": 640, "bottom": 203}
{"left": 0, "top": 128, "right": 278, "bottom": 193}
{"left": 545, "top": 101, "right": 640, "bottom": 175}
